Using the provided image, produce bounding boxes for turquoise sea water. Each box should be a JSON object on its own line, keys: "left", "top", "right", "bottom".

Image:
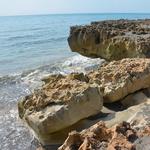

{"left": 0, "top": 13, "right": 150, "bottom": 150}
{"left": 0, "top": 13, "right": 150, "bottom": 75}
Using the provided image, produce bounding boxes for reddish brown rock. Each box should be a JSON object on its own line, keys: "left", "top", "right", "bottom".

{"left": 58, "top": 121, "right": 150, "bottom": 150}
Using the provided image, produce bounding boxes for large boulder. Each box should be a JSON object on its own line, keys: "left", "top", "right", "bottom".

{"left": 18, "top": 73, "right": 103, "bottom": 145}
{"left": 89, "top": 58, "right": 150, "bottom": 103}
{"left": 68, "top": 19, "right": 150, "bottom": 61}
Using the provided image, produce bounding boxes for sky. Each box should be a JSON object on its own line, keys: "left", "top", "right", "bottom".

{"left": 0, "top": 0, "right": 150, "bottom": 16}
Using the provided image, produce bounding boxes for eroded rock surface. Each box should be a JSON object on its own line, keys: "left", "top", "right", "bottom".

{"left": 37, "top": 99, "right": 150, "bottom": 150}
{"left": 105, "top": 100, "right": 150, "bottom": 129}
{"left": 68, "top": 19, "right": 150, "bottom": 60}
{"left": 121, "top": 91, "right": 149, "bottom": 107}
{"left": 58, "top": 121, "right": 150, "bottom": 150}
{"left": 89, "top": 58, "right": 150, "bottom": 103}
{"left": 18, "top": 58, "right": 150, "bottom": 147}
{"left": 18, "top": 73, "right": 103, "bottom": 145}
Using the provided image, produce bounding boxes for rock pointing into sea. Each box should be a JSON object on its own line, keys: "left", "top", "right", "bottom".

{"left": 89, "top": 58, "right": 150, "bottom": 103}
{"left": 18, "top": 73, "right": 103, "bottom": 145}
{"left": 68, "top": 19, "right": 150, "bottom": 61}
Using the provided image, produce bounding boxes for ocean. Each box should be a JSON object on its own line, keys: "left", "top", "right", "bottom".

{"left": 0, "top": 13, "right": 150, "bottom": 150}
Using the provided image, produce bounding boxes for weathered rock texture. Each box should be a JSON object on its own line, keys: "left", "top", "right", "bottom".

{"left": 37, "top": 98, "right": 150, "bottom": 150}
{"left": 18, "top": 58, "right": 150, "bottom": 147}
{"left": 89, "top": 58, "right": 150, "bottom": 103}
{"left": 121, "top": 91, "right": 149, "bottom": 107}
{"left": 58, "top": 121, "right": 150, "bottom": 150}
{"left": 105, "top": 100, "right": 150, "bottom": 128}
{"left": 18, "top": 73, "right": 103, "bottom": 145}
{"left": 68, "top": 19, "right": 150, "bottom": 61}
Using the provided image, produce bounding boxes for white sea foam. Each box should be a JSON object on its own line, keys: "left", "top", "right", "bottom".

{"left": 62, "top": 54, "right": 105, "bottom": 74}
{"left": 0, "top": 54, "right": 105, "bottom": 89}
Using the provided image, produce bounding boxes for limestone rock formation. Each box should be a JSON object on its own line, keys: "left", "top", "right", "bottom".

{"left": 18, "top": 58, "right": 150, "bottom": 146}
{"left": 105, "top": 100, "right": 150, "bottom": 128}
{"left": 121, "top": 91, "right": 149, "bottom": 107}
{"left": 89, "top": 58, "right": 150, "bottom": 103}
{"left": 58, "top": 121, "right": 150, "bottom": 150}
{"left": 36, "top": 94, "right": 150, "bottom": 150}
{"left": 37, "top": 99, "right": 150, "bottom": 149}
{"left": 18, "top": 73, "right": 103, "bottom": 145}
{"left": 68, "top": 19, "right": 150, "bottom": 61}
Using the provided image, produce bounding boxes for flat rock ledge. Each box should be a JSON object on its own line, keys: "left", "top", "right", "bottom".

{"left": 18, "top": 73, "right": 103, "bottom": 145}
{"left": 68, "top": 19, "right": 150, "bottom": 61}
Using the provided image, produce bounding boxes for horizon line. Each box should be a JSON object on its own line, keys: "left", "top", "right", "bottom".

{"left": 0, "top": 12, "right": 150, "bottom": 17}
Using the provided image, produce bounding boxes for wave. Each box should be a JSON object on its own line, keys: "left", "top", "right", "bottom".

{"left": 7, "top": 35, "right": 36, "bottom": 41}
{"left": 0, "top": 27, "right": 49, "bottom": 34}
{"left": 0, "top": 55, "right": 105, "bottom": 87}
{"left": 7, "top": 36, "right": 67, "bottom": 47}
{"left": 0, "top": 74, "right": 21, "bottom": 85}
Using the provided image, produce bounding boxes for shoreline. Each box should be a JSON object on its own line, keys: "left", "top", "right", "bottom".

{"left": 1, "top": 17, "right": 150, "bottom": 150}
{"left": 0, "top": 54, "right": 104, "bottom": 150}
{"left": 18, "top": 19, "right": 150, "bottom": 150}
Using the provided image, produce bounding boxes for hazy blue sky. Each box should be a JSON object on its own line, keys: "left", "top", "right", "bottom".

{"left": 0, "top": 0, "right": 150, "bottom": 16}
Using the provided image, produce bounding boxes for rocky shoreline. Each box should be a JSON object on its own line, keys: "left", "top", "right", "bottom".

{"left": 59, "top": 121, "right": 150, "bottom": 150}
{"left": 18, "top": 19, "right": 150, "bottom": 150}
{"left": 68, "top": 19, "right": 150, "bottom": 61}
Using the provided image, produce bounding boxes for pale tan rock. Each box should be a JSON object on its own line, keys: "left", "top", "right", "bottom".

{"left": 18, "top": 73, "right": 103, "bottom": 145}
{"left": 105, "top": 100, "right": 150, "bottom": 128}
{"left": 69, "top": 100, "right": 150, "bottom": 132}
{"left": 89, "top": 58, "right": 150, "bottom": 103}
{"left": 58, "top": 100, "right": 150, "bottom": 150}
{"left": 121, "top": 91, "right": 149, "bottom": 107}
{"left": 68, "top": 19, "right": 150, "bottom": 61}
